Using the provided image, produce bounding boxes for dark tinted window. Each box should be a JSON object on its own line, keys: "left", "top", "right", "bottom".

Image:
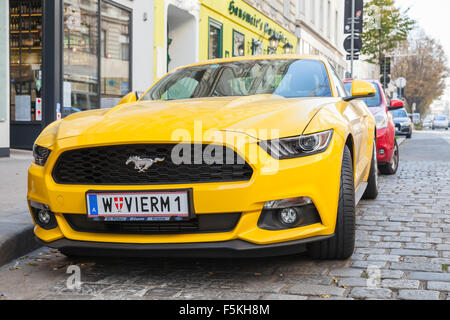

{"left": 344, "top": 81, "right": 382, "bottom": 107}
{"left": 141, "top": 59, "right": 332, "bottom": 101}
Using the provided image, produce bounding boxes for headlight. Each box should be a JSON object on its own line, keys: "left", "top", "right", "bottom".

{"left": 260, "top": 130, "right": 333, "bottom": 159}
{"left": 374, "top": 111, "right": 388, "bottom": 129}
{"left": 401, "top": 121, "right": 410, "bottom": 127}
{"left": 33, "top": 145, "right": 51, "bottom": 166}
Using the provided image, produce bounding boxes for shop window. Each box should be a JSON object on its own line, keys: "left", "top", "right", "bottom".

{"left": 63, "top": 0, "right": 131, "bottom": 115}
{"left": 63, "top": 0, "right": 99, "bottom": 117}
{"left": 232, "top": 30, "right": 245, "bottom": 57}
{"left": 100, "top": 2, "right": 131, "bottom": 108}
{"left": 208, "top": 18, "right": 222, "bottom": 59}
{"left": 9, "top": 0, "right": 43, "bottom": 122}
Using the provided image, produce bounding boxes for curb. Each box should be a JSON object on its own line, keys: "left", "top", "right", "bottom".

{"left": 397, "top": 137, "right": 407, "bottom": 146}
{"left": 0, "top": 220, "right": 41, "bottom": 267}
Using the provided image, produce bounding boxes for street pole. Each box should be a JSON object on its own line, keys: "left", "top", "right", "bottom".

{"left": 350, "top": 0, "right": 355, "bottom": 78}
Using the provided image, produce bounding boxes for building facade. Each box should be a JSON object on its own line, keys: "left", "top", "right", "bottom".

{"left": 3, "top": 0, "right": 155, "bottom": 152}
{"left": 1, "top": 0, "right": 378, "bottom": 155}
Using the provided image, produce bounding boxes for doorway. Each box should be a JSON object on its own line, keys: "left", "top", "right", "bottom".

{"left": 167, "top": 4, "right": 196, "bottom": 72}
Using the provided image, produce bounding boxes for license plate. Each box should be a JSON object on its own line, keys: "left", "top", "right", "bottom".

{"left": 86, "top": 190, "right": 191, "bottom": 218}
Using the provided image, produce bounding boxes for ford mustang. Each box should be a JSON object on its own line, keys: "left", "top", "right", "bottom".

{"left": 28, "top": 56, "right": 377, "bottom": 260}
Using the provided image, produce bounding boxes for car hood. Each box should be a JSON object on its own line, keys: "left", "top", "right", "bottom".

{"left": 52, "top": 95, "right": 334, "bottom": 144}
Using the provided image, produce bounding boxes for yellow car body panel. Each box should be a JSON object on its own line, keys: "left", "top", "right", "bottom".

{"left": 28, "top": 55, "right": 376, "bottom": 255}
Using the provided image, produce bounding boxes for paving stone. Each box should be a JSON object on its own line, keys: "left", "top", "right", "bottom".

{"left": 286, "top": 284, "right": 346, "bottom": 297}
{"left": 381, "top": 279, "right": 420, "bottom": 290}
{"left": 409, "top": 272, "right": 450, "bottom": 282}
{"left": 427, "top": 281, "right": 450, "bottom": 291}
{"left": 350, "top": 287, "right": 393, "bottom": 299}
{"left": 397, "top": 290, "right": 441, "bottom": 300}
{"left": 390, "top": 263, "right": 443, "bottom": 272}
{"left": 391, "top": 249, "right": 439, "bottom": 257}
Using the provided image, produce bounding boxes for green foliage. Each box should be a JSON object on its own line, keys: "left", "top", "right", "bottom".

{"left": 361, "top": 0, "right": 415, "bottom": 64}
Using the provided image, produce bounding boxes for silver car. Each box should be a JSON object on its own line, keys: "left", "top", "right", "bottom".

{"left": 433, "top": 115, "right": 449, "bottom": 130}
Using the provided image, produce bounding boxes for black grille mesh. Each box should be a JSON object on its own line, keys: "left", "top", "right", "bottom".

{"left": 64, "top": 213, "right": 241, "bottom": 234}
{"left": 52, "top": 144, "right": 253, "bottom": 185}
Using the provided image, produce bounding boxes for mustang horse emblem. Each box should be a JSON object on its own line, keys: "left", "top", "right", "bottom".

{"left": 126, "top": 156, "right": 165, "bottom": 173}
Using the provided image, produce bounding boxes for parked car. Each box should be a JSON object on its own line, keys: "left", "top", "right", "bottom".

{"left": 344, "top": 79, "right": 402, "bottom": 175}
{"left": 392, "top": 107, "right": 413, "bottom": 138}
{"left": 29, "top": 56, "right": 378, "bottom": 260}
{"left": 423, "top": 115, "right": 434, "bottom": 129}
{"left": 433, "top": 115, "right": 449, "bottom": 130}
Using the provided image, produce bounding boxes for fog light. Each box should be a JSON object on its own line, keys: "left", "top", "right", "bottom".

{"left": 279, "top": 208, "right": 299, "bottom": 226}
{"left": 29, "top": 201, "right": 57, "bottom": 230}
{"left": 38, "top": 209, "right": 51, "bottom": 225}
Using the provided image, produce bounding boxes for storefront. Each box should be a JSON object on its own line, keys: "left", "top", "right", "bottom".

{"left": 7, "top": 0, "right": 154, "bottom": 150}
{"left": 200, "top": 0, "right": 298, "bottom": 61}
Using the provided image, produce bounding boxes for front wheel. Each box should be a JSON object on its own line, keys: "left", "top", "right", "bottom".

{"left": 307, "top": 145, "right": 355, "bottom": 260}
{"left": 362, "top": 138, "right": 379, "bottom": 200}
{"left": 379, "top": 139, "right": 399, "bottom": 175}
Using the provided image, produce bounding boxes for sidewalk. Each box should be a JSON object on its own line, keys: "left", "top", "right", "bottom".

{"left": 0, "top": 150, "right": 40, "bottom": 266}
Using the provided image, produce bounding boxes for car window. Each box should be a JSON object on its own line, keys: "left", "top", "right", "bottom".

{"left": 344, "top": 81, "right": 382, "bottom": 107}
{"left": 329, "top": 65, "right": 347, "bottom": 97}
{"left": 141, "top": 59, "right": 333, "bottom": 101}
{"left": 392, "top": 109, "right": 408, "bottom": 118}
{"left": 435, "top": 116, "right": 447, "bottom": 121}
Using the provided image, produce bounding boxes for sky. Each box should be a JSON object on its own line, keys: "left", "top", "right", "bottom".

{"left": 395, "top": 0, "right": 450, "bottom": 57}
{"left": 395, "top": 0, "right": 450, "bottom": 102}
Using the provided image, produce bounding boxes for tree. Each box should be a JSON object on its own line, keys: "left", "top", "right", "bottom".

{"left": 361, "top": 0, "right": 415, "bottom": 64}
{"left": 392, "top": 30, "right": 449, "bottom": 115}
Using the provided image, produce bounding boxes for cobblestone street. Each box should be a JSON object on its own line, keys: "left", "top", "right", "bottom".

{"left": 0, "top": 130, "right": 449, "bottom": 300}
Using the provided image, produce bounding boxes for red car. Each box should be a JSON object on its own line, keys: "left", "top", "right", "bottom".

{"left": 344, "top": 79, "right": 403, "bottom": 175}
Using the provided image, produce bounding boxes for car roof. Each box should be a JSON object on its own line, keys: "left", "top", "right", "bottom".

{"left": 172, "top": 55, "right": 326, "bottom": 70}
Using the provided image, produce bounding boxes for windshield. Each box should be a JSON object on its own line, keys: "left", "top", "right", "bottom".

{"left": 344, "top": 81, "right": 382, "bottom": 107}
{"left": 392, "top": 109, "right": 408, "bottom": 118}
{"left": 141, "top": 59, "right": 333, "bottom": 101}
{"left": 435, "top": 116, "right": 447, "bottom": 121}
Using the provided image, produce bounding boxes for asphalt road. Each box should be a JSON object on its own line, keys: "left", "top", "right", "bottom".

{"left": 0, "top": 130, "right": 449, "bottom": 300}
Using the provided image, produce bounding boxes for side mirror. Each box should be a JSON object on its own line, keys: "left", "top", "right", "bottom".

{"left": 343, "top": 80, "right": 376, "bottom": 102}
{"left": 388, "top": 99, "right": 404, "bottom": 111}
{"left": 118, "top": 92, "right": 138, "bottom": 105}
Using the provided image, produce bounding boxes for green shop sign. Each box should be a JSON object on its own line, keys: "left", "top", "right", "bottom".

{"left": 227, "top": 0, "right": 289, "bottom": 44}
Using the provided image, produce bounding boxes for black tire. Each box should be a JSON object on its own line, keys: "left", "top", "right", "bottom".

{"left": 379, "top": 139, "right": 399, "bottom": 175}
{"left": 406, "top": 131, "right": 412, "bottom": 139}
{"left": 307, "top": 145, "right": 355, "bottom": 260}
{"left": 362, "top": 138, "right": 379, "bottom": 200}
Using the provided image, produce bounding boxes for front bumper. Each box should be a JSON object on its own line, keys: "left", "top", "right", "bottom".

{"left": 28, "top": 133, "right": 345, "bottom": 251}
{"left": 35, "top": 234, "right": 334, "bottom": 258}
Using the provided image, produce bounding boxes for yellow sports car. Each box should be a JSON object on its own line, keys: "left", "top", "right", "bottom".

{"left": 28, "top": 56, "right": 377, "bottom": 260}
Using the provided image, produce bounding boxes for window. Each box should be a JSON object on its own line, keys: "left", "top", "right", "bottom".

{"left": 310, "top": 0, "right": 315, "bottom": 24}
{"left": 329, "top": 65, "right": 346, "bottom": 97}
{"left": 319, "top": 0, "right": 324, "bottom": 31}
{"left": 208, "top": 19, "right": 223, "bottom": 59}
{"left": 283, "top": 0, "right": 290, "bottom": 18}
{"left": 63, "top": 0, "right": 99, "bottom": 116}
{"left": 100, "top": 1, "right": 131, "bottom": 107}
{"left": 335, "top": 11, "right": 339, "bottom": 45}
{"left": 232, "top": 30, "right": 245, "bottom": 57}
{"left": 142, "top": 59, "right": 332, "bottom": 101}
{"left": 327, "top": 1, "right": 331, "bottom": 38}
{"left": 298, "top": 0, "right": 305, "bottom": 15}
{"left": 63, "top": 0, "right": 132, "bottom": 115}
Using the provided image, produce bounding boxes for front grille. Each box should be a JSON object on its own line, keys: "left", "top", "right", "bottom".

{"left": 52, "top": 144, "right": 253, "bottom": 185}
{"left": 64, "top": 213, "right": 241, "bottom": 235}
